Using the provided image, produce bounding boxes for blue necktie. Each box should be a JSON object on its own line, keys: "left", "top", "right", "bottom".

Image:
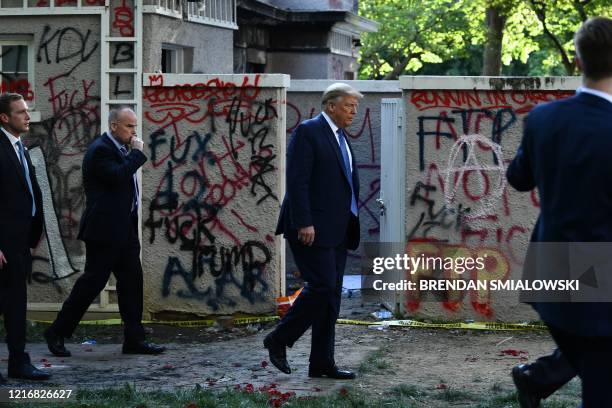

{"left": 16, "top": 141, "right": 36, "bottom": 217}
{"left": 119, "top": 146, "right": 139, "bottom": 212}
{"left": 336, "top": 129, "right": 358, "bottom": 216}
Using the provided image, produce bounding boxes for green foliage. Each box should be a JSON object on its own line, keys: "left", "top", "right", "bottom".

{"left": 358, "top": 0, "right": 612, "bottom": 78}
{"left": 358, "top": 0, "right": 473, "bottom": 79}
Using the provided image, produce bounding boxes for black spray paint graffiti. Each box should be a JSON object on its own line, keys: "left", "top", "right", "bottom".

{"left": 37, "top": 25, "right": 99, "bottom": 78}
{"left": 110, "top": 41, "right": 135, "bottom": 99}
{"left": 145, "top": 92, "right": 279, "bottom": 309}
{"left": 417, "top": 108, "right": 516, "bottom": 171}
{"left": 162, "top": 241, "right": 271, "bottom": 310}
{"left": 226, "top": 96, "right": 278, "bottom": 204}
{"left": 25, "top": 25, "right": 101, "bottom": 286}
{"left": 407, "top": 180, "right": 471, "bottom": 242}
{"left": 28, "top": 146, "right": 82, "bottom": 291}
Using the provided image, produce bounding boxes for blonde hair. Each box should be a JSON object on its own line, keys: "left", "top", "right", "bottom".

{"left": 321, "top": 83, "right": 363, "bottom": 107}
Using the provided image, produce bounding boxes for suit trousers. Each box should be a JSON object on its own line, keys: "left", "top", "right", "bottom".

{"left": 51, "top": 217, "right": 145, "bottom": 342}
{"left": 548, "top": 325, "right": 612, "bottom": 407}
{"left": 272, "top": 238, "right": 347, "bottom": 369}
{"left": 0, "top": 247, "right": 30, "bottom": 362}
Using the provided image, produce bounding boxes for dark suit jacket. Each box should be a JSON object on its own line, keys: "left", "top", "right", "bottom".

{"left": 507, "top": 92, "right": 612, "bottom": 337}
{"left": 0, "top": 130, "right": 43, "bottom": 254}
{"left": 77, "top": 133, "right": 146, "bottom": 246}
{"left": 276, "top": 113, "right": 360, "bottom": 250}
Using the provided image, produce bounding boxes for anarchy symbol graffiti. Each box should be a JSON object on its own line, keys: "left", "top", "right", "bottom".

{"left": 442, "top": 134, "right": 506, "bottom": 219}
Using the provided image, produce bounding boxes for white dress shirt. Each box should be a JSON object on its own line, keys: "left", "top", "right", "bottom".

{"left": 106, "top": 132, "right": 139, "bottom": 211}
{"left": 321, "top": 111, "right": 353, "bottom": 172}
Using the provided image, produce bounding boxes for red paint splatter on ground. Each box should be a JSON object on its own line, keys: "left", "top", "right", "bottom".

{"left": 500, "top": 349, "right": 528, "bottom": 357}
{"left": 235, "top": 383, "right": 295, "bottom": 406}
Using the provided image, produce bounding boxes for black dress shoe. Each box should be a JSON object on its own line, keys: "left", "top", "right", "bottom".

{"left": 512, "top": 364, "right": 542, "bottom": 408}
{"left": 263, "top": 333, "right": 291, "bottom": 374}
{"left": 309, "top": 366, "right": 356, "bottom": 379}
{"left": 8, "top": 355, "right": 50, "bottom": 381}
{"left": 44, "top": 327, "right": 71, "bottom": 357}
{"left": 122, "top": 341, "right": 166, "bottom": 355}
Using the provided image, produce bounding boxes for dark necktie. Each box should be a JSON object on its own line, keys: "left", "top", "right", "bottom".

{"left": 336, "top": 129, "right": 358, "bottom": 216}
{"left": 119, "top": 146, "right": 139, "bottom": 212}
{"left": 16, "top": 140, "right": 36, "bottom": 216}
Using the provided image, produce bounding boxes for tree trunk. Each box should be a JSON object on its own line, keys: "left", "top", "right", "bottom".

{"left": 383, "top": 52, "right": 421, "bottom": 80}
{"left": 482, "top": 5, "right": 506, "bottom": 76}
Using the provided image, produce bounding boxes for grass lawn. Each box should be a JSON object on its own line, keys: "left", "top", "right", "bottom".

{"left": 0, "top": 381, "right": 583, "bottom": 408}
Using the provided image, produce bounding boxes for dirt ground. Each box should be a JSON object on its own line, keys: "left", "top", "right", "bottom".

{"left": 0, "top": 292, "right": 581, "bottom": 406}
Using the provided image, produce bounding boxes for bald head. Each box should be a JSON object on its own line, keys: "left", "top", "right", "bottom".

{"left": 109, "top": 106, "right": 137, "bottom": 145}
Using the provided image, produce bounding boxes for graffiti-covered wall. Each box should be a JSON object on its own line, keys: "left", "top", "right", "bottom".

{"left": 400, "top": 76, "right": 580, "bottom": 321}
{"left": 287, "top": 80, "right": 401, "bottom": 278}
{"left": 0, "top": 15, "right": 102, "bottom": 302}
{"left": 141, "top": 73, "right": 287, "bottom": 316}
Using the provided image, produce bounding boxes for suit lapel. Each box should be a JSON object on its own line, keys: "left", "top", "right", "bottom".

{"left": 101, "top": 132, "right": 125, "bottom": 161}
{"left": 0, "top": 129, "right": 29, "bottom": 192}
{"left": 318, "top": 114, "right": 351, "bottom": 185}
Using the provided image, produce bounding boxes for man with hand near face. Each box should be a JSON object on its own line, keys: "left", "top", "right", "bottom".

{"left": 0, "top": 93, "right": 49, "bottom": 381}
{"left": 44, "top": 107, "right": 166, "bottom": 357}
{"left": 264, "top": 83, "right": 362, "bottom": 379}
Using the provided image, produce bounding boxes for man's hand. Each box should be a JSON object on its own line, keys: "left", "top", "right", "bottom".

{"left": 131, "top": 137, "right": 144, "bottom": 151}
{"left": 0, "top": 250, "right": 7, "bottom": 270}
{"left": 298, "top": 226, "right": 315, "bottom": 246}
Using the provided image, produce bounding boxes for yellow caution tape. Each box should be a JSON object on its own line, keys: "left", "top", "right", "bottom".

{"left": 25, "top": 317, "right": 545, "bottom": 331}
{"left": 352, "top": 319, "right": 547, "bottom": 331}
{"left": 146, "top": 319, "right": 216, "bottom": 328}
{"left": 337, "top": 319, "right": 376, "bottom": 326}
{"left": 28, "top": 318, "right": 218, "bottom": 327}
{"left": 26, "top": 317, "right": 272, "bottom": 328}
{"left": 232, "top": 316, "right": 279, "bottom": 325}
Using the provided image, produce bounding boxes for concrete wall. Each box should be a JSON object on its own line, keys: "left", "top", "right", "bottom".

{"left": 142, "top": 14, "right": 234, "bottom": 74}
{"left": 400, "top": 76, "right": 580, "bottom": 321}
{"left": 0, "top": 14, "right": 101, "bottom": 304}
{"left": 287, "top": 80, "right": 401, "bottom": 277}
{"left": 267, "top": 53, "right": 357, "bottom": 80}
{"left": 141, "top": 73, "right": 288, "bottom": 317}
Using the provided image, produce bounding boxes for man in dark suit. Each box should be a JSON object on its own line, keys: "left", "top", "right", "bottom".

{"left": 507, "top": 17, "right": 612, "bottom": 407}
{"left": 44, "top": 107, "right": 165, "bottom": 356}
{"left": 0, "top": 92, "right": 50, "bottom": 381}
{"left": 264, "top": 83, "right": 362, "bottom": 379}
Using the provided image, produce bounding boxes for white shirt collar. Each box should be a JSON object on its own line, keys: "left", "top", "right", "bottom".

{"left": 577, "top": 86, "right": 612, "bottom": 105}
{"left": 1, "top": 126, "right": 21, "bottom": 146}
{"left": 321, "top": 111, "right": 340, "bottom": 135}
{"left": 106, "top": 132, "right": 127, "bottom": 152}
